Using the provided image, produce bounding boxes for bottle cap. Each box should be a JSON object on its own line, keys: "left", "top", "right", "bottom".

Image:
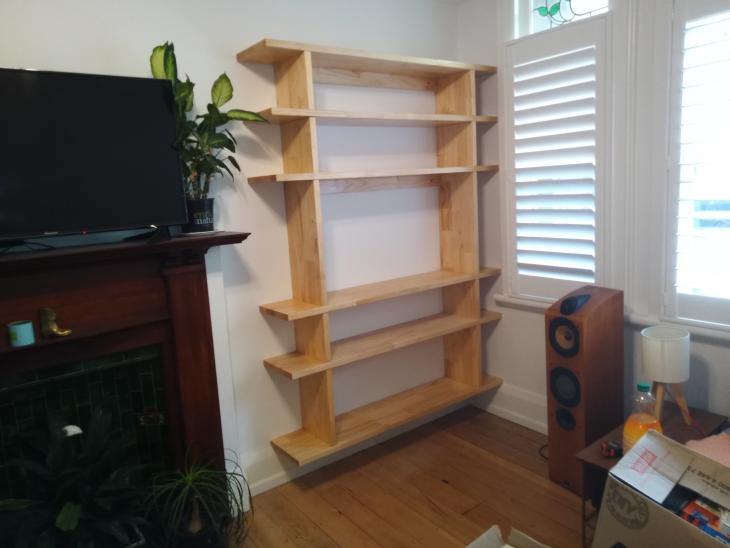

{"left": 637, "top": 382, "right": 651, "bottom": 392}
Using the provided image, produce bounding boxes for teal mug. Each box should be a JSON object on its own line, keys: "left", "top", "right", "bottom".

{"left": 7, "top": 320, "right": 35, "bottom": 347}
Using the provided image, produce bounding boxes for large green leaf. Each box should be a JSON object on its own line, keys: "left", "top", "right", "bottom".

{"left": 211, "top": 73, "right": 233, "bottom": 107}
{"left": 208, "top": 133, "right": 235, "bottom": 152}
{"left": 164, "top": 42, "right": 178, "bottom": 81}
{"left": 175, "top": 78, "right": 195, "bottom": 113}
{"left": 535, "top": 5, "right": 549, "bottom": 16}
{"left": 226, "top": 109, "right": 267, "bottom": 122}
{"left": 0, "top": 498, "right": 35, "bottom": 511}
{"left": 55, "top": 502, "right": 81, "bottom": 532}
{"left": 150, "top": 44, "right": 167, "bottom": 79}
{"left": 549, "top": 2, "right": 561, "bottom": 15}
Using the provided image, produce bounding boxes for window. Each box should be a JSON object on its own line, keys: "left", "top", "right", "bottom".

{"left": 515, "top": 0, "right": 609, "bottom": 38}
{"left": 505, "top": 17, "right": 606, "bottom": 300}
{"left": 667, "top": 4, "right": 730, "bottom": 324}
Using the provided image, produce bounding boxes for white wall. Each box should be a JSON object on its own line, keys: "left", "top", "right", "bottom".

{"left": 0, "top": 0, "right": 495, "bottom": 492}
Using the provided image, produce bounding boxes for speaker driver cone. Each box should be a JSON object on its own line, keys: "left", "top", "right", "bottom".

{"left": 549, "top": 317, "right": 580, "bottom": 357}
{"left": 550, "top": 367, "right": 580, "bottom": 407}
{"left": 555, "top": 408, "right": 576, "bottom": 430}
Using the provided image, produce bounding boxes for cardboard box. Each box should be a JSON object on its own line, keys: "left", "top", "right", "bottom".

{"left": 467, "top": 525, "right": 549, "bottom": 548}
{"left": 593, "top": 430, "right": 730, "bottom": 547}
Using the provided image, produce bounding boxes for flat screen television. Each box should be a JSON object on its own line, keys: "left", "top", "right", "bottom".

{"left": 0, "top": 68, "right": 187, "bottom": 242}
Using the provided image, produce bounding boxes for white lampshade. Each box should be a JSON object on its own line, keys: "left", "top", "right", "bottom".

{"left": 640, "top": 325, "right": 690, "bottom": 383}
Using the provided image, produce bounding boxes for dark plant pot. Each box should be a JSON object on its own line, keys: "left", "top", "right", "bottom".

{"left": 174, "top": 527, "right": 224, "bottom": 548}
{"left": 185, "top": 198, "right": 215, "bottom": 233}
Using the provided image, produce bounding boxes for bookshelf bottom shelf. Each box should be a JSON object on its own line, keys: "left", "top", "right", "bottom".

{"left": 272, "top": 375, "right": 503, "bottom": 465}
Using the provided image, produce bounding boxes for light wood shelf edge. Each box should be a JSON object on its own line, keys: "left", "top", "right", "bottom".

{"left": 237, "top": 38, "right": 497, "bottom": 76}
{"left": 253, "top": 107, "right": 497, "bottom": 126}
{"left": 261, "top": 267, "right": 501, "bottom": 320}
{"left": 248, "top": 165, "right": 499, "bottom": 184}
{"left": 264, "top": 310, "right": 501, "bottom": 379}
{"left": 271, "top": 375, "right": 503, "bottom": 465}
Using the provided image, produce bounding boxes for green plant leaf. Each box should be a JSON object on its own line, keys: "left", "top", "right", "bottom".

{"left": 0, "top": 498, "right": 35, "bottom": 511}
{"left": 227, "top": 156, "right": 241, "bottom": 171}
{"left": 55, "top": 501, "right": 81, "bottom": 532}
{"left": 549, "top": 2, "right": 561, "bottom": 15}
{"left": 164, "top": 42, "right": 178, "bottom": 81}
{"left": 150, "top": 44, "right": 167, "bottom": 79}
{"left": 535, "top": 5, "right": 549, "bottom": 16}
{"left": 211, "top": 73, "right": 233, "bottom": 107}
{"left": 226, "top": 109, "right": 267, "bottom": 122}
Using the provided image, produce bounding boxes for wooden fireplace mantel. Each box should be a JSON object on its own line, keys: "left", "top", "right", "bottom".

{"left": 0, "top": 231, "right": 248, "bottom": 466}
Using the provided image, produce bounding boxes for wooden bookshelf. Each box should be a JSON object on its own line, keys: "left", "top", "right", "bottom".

{"left": 239, "top": 38, "right": 501, "bottom": 464}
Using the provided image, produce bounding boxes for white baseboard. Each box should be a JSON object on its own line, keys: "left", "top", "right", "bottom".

{"left": 478, "top": 381, "right": 548, "bottom": 434}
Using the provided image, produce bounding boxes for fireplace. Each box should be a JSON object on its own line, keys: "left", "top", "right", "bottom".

{"left": 0, "top": 232, "right": 247, "bottom": 477}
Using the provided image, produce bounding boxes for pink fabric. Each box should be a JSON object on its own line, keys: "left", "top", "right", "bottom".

{"left": 686, "top": 433, "right": 730, "bottom": 467}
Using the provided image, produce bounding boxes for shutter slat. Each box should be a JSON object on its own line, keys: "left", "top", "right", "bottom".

{"left": 514, "top": 81, "right": 595, "bottom": 111}
{"left": 515, "top": 113, "right": 595, "bottom": 140}
{"left": 515, "top": 145, "right": 596, "bottom": 168}
{"left": 515, "top": 130, "right": 595, "bottom": 154}
{"left": 515, "top": 163, "right": 595, "bottom": 182}
{"left": 517, "top": 194, "right": 595, "bottom": 210}
{"left": 515, "top": 97, "right": 596, "bottom": 125}
{"left": 517, "top": 179, "right": 595, "bottom": 196}
{"left": 514, "top": 64, "right": 596, "bottom": 98}
{"left": 514, "top": 47, "right": 595, "bottom": 83}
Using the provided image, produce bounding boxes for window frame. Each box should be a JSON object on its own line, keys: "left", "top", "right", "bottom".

{"left": 662, "top": 0, "right": 730, "bottom": 327}
{"left": 502, "top": 14, "right": 611, "bottom": 302}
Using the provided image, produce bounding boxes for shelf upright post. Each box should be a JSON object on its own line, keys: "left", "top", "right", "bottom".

{"left": 436, "top": 69, "right": 483, "bottom": 388}
{"left": 275, "top": 50, "right": 336, "bottom": 445}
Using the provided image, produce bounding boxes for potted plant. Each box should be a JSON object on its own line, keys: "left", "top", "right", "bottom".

{"left": 0, "top": 408, "right": 148, "bottom": 547}
{"left": 147, "top": 457, "right": 252, "bottom": 548}
{"left": 149, "top": 42, "right": 266, "bottom": 233}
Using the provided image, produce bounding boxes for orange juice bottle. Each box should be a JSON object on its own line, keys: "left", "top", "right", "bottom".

{"left": 623, "top": 382, "right": 663, "bottom": 451}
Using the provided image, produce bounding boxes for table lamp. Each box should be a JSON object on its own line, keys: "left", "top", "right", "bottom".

{"left": 641, "top": 324, "right": 692, "bottom": 425}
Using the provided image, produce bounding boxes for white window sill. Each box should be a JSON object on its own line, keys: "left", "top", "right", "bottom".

{"left": 493, "top": 293, "right": 730, "bottom": 344}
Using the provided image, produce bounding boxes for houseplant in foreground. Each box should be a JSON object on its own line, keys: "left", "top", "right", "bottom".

{"left": 150, "top": 42, "right": 266, "bottom": 232}
{"left": 0, "top": 408, "right": 148, "bottom": 547}
{"left": 147, "top": 457, "right": 252, "bottom": 547}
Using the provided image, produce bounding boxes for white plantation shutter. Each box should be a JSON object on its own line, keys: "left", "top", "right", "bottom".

{"left": 667, "top": 3, "right": 730, "bottom": 324}
{"left": 506, "top": 18, "right": 606, "bottom": 299}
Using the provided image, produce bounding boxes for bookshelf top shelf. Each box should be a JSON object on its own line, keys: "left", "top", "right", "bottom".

{"left": 255, "top": 107, "right": 497, "bottom": 126}
{"left": 237, "top": 38, "right": 497, "bottom": 78}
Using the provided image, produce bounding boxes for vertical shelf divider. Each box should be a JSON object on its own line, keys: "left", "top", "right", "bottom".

{"left": 276, "top": 51, "right": 335, "bottom": 445}
{"left": 437, "top": 69, "right": 483, "bottom": 389}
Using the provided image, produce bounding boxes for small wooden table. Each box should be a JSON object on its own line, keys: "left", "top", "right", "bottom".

{"left": 575, "top": 402, "right": 727, "bottom": 547}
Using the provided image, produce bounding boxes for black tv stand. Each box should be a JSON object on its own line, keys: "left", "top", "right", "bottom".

{"left": 0, "top": 239, "right": 57, "bottom": 255}
{"left": 123, "top": 225, "right": 177, "bottom": 244}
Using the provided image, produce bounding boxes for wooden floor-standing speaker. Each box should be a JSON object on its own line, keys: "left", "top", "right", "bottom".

{"left": 545, "top": 285, "right": 624, "bottom": 495}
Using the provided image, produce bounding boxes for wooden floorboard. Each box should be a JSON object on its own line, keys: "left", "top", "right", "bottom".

{"left": 242, "top": 406, "right": 581, "bottom": 548}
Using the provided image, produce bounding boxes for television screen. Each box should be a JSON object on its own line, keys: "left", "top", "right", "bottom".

{"left": 0, "top": 68, "right": 187, "bottom": 241}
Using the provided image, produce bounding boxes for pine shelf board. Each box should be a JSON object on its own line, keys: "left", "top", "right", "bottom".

{"left": 255, "top": 107, "right": 497, "bottom": 127}
{"left": 261, "top": 267, "right": 501, "bottom": 320}
{"left": 272, "top": 375, "right": 503, "bottom": 465}
{"left": 248, "top": 165, "right": 499, "bottom": 184}
{"left": 237, "top": 38, "right": 497, "bottom": 78}
{"left": 264, "top": 310, "right": 501, "bottom": 380}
